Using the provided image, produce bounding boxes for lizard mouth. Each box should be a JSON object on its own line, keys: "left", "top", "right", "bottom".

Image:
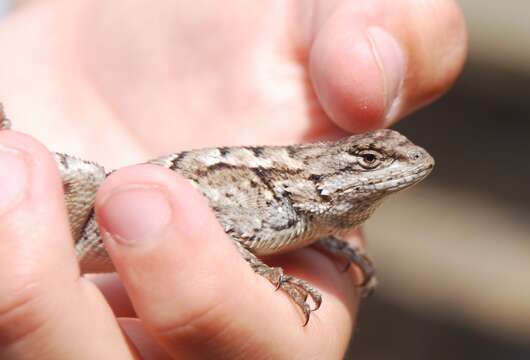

{"left": 349, "top": 162, "right": 434, "bottom": 194}
{"left": 376, "top": 163, "right": 434, "bottom": 192}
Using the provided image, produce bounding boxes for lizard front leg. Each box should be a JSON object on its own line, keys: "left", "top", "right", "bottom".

{"left": 54, "top": 153, "right": 107, "bottom": 242}
{"left": 232, "top": 240, "right": 322, "bottom": 326}
{"left": 315, "top": 236, "right": 377, "bottom": 296}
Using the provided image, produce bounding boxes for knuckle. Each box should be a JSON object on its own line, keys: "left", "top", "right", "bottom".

{"left": 149, "top": 300, "right": 234, "bottom": 351}
{"left": 0, "top": 280, "right": 47, "bottom": 346}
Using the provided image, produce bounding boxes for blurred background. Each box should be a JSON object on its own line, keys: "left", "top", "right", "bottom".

{"left": 354, "top": 1, "right": 530, "bottom": 359}
{"left": 3, "top": 1, "right": 529, "bottom": 359}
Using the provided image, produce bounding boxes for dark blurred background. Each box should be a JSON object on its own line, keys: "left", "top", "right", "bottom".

{"left": 349, "top": 2, "right": 530, "bottom": 358}
{"left": 4, "top": 1, "right": 529, "bottom": 359}
{"left": 351, "top": 64, "right": 530, "bottom": 359}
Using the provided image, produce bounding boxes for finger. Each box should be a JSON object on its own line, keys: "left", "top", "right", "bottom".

{"left": 96, "top": 164, "right": 356, "bottom": 359}
{"left": 87, "top": 273, "right": 136, "bottom": 318}
{"left": 0, "top": 131, "right": 134, "bottom": 358}
{"left": 308, "top": 0, "right": 467, "bottom": 132}
{"left": 89, "top": 230, "right": 366, "bottom": 318}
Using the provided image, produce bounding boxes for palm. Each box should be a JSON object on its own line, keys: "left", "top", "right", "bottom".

{"left": 0, "top": 0, "right": 465, "bottom": 357}
{"left": 75, "top": 3, "right": 343, "bottom": 158}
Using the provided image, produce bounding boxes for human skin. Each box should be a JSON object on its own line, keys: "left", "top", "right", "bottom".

{"left": 0, "top": 1, "right": 466, "bottom": 359}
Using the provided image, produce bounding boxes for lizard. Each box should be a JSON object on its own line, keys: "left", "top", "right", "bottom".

{"left": 0, "top": 104, "right": 434, "bottom": 325}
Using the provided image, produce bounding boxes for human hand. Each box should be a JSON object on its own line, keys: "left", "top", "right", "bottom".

{"left": 0, "top": 131, "right": 365, "bottom": 358}
{"left": 0, "top": 1, "right": 466, "bottom": 165}
{"left": 0, "top": 1, "right": 466, "bottom": 358}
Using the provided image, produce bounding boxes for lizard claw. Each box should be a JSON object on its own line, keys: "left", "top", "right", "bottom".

{"left": 317, "top": 236, "right": 377, "bottom": 296}
{"left": 251, "top": 263, "right": 322, "bottom": 325}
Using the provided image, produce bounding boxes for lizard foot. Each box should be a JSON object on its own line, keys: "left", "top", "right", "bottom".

{"left": 253, "top": 264, "right": 322, "bottom": 326}
{"left": 234, "top": 241, "right": 321, "bottom": 325}
{"left": 316, "top": 236, "right": 377, "bottom": 297}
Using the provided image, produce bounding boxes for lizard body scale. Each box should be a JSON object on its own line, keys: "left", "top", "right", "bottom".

{"left": 0, "top": 105, "right": 434, "bottom": 324}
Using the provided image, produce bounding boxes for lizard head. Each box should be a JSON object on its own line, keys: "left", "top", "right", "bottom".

{"left": 306, "top": 129, "right": 434, "bottom": 228}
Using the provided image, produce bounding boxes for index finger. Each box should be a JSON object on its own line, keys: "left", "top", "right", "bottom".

{"left": 96, "top": 164, "right": 358, "bottom": 359}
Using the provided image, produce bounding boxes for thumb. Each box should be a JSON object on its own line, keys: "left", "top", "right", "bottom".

{"left": 309, "top": 0, "right": 467, "bottom": 132}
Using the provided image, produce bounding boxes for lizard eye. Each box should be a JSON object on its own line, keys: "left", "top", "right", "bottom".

{"left": 358, "top": 150, "right": 381, "bottom": 169}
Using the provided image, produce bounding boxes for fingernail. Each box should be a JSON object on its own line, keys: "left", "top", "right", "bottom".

{"left": 0, "top": 146, "right": 28, "bottom": 212}
{"left": 367, "top": 27, "right": 406, "bottom": 124}
{"left": 99, "top": 186, "right": 172, "bottom": 245}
